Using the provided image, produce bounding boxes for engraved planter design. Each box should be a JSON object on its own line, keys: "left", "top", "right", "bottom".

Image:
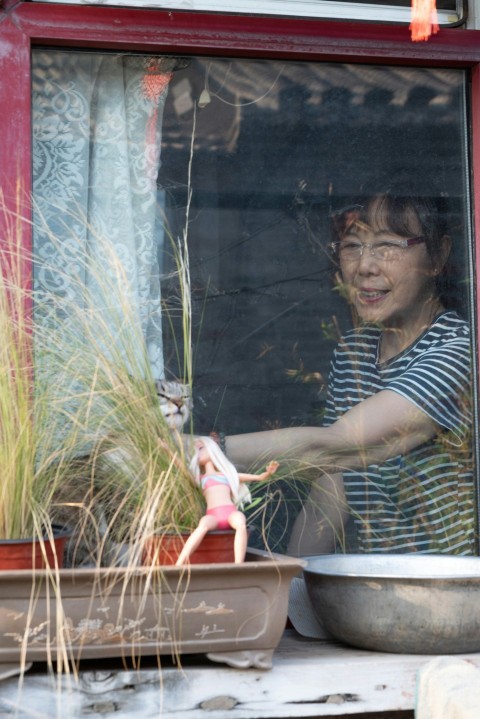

{"left": 0, "top": 549, "right": 304, "bottom": 669}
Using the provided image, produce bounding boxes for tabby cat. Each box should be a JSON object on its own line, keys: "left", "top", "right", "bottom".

{"left": 155, "top": 378, "right": 192, "bottom": 430}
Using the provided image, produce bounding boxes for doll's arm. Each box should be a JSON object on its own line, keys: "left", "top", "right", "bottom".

{"left": 238, "top": 460, "right": 279, "bottom": 483}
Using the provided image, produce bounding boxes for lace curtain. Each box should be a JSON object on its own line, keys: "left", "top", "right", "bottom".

{"left": 31, "top": 50, "right": 174, "bottom": 379}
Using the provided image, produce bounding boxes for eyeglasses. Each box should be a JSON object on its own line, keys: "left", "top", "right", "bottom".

{"left": 329, "top": 236, "right": 425, "bottom": 262}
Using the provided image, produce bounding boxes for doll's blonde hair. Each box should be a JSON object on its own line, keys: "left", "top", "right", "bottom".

{"left": 190, "top": 436, "right": 252, "bottom": 508}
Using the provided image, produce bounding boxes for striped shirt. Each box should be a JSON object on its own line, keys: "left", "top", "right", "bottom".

{"left": 325, "top": 311, "right": 475, "bottom": 555}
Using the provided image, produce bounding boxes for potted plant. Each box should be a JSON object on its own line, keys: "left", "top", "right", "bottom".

{"left": 0, "top": 225, "right": 94, "bottom": 570}
{"left": 0, "top": 205, "right": 307, "bottom": 674}
{"left": 28, "top": 228, "right": 209, "bottom": 567}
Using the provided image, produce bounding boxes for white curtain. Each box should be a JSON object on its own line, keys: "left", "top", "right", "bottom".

{"left": 31, "top": 50, "right": 174, "bottom": 378}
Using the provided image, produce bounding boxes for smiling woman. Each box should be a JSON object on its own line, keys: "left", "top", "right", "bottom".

{"left": 226, "top": 185, "right": 475, "bottom": 556}
{"left": 323, "top": 187, "right": 473, "bottom": 553}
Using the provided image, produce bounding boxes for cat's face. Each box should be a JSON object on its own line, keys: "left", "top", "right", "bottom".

{"left": 155, "top": 379, "right": 192, "bottom": 430}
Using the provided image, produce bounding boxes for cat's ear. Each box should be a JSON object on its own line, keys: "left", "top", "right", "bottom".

{"left": 154, "top": 379, "right": 166, "bottom": 396}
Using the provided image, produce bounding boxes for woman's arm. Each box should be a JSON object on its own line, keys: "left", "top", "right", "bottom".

{"left": 226, "top": 389, "right": 440, "bottom": 471}
{"left": 287, "top": 471, "right": 350, "bottom": 556}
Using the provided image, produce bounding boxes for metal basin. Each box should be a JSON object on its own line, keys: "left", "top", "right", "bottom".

{"left": 303, "top": 554, "right": 480, "bottom": 654}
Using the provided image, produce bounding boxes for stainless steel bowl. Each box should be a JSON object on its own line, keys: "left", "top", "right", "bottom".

{"left": 303, "top": 554, "right": 480, "bottom": 654}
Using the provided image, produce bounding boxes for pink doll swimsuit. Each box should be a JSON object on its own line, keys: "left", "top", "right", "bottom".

{"left": 201, "top": 473, "right": 231, "bottom": 490}
{"left": 206, "top": 504, "right": 237, "bottom": 529}
{"left": 201, "top": 474, "right": 237, "bottom": 529}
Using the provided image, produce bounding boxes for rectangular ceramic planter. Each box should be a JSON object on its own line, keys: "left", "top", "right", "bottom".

{"left": 0, "top": 549, "right": 304, "bottom": 670}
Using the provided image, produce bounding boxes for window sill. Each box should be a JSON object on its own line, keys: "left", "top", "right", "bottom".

{"left": 2, "top": 630, "right": 480, "bottom": 717}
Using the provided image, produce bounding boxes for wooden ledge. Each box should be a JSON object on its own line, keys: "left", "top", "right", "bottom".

{"left": 1, "top": 631, "right": 480, "bottom": 717}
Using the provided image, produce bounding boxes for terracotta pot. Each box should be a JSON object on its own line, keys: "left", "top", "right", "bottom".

{"left": 0, "top": 530, "right": 69, "bottom": 570}
{"left": 143, "top": 530, "right": 238, "bottom": 566}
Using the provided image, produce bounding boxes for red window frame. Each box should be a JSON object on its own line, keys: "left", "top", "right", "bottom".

{"left": 1, "top": 2, "right": 480, "bottom": 464}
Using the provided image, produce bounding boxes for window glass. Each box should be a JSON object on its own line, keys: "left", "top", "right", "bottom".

{"left": 32, "top": 50, "right": 476, "bottom": 555}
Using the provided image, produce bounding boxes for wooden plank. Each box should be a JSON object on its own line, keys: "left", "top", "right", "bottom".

{"left": 1, "top": 632, "right": 480, "bottom": 718}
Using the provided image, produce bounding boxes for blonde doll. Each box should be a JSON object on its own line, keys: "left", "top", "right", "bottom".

{"left": 176, "top": 436, "right": 279, "bottom": 565}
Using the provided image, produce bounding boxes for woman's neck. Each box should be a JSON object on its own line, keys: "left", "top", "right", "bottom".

{"left": 379, "top": 299, "right": 444, "bottom": 362}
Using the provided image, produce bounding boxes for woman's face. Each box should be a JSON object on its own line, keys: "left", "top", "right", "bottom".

{"left": 338, "top": 199, "right": 438, "bottom": 330}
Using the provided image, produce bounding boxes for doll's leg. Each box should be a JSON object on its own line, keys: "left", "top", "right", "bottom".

{"left": 175, "top": 515, "right": 218, "bottom": 566}
{"left": 228, "top": 511, "right": 248, "bottom": 563}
